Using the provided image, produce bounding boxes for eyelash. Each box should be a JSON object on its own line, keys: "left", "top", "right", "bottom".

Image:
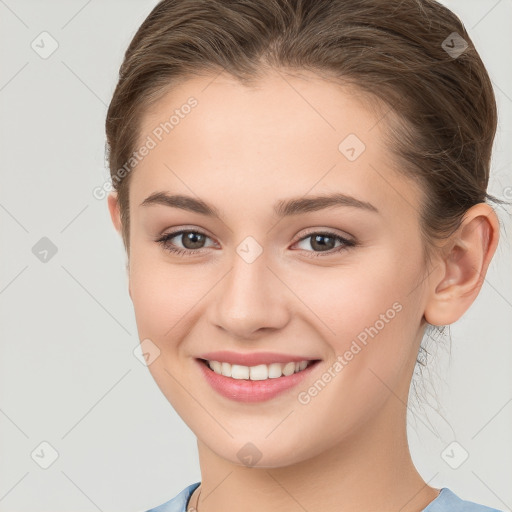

{"left": 155, "top": 228, "right": 357, "bottom": 258}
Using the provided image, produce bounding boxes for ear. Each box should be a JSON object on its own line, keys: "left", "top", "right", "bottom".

{"left": 107, "top": 192, "right": 132, "bottom": 299}
{"left": 107, "top": 191, "right": 122, "bottom": 235}
{"left": 424, "top": 203, "right": 500, "bottom": 326}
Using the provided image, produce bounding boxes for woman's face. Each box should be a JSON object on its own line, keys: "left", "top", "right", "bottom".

{"left": 111, "top": 70, "right": 434, "bottom": 467}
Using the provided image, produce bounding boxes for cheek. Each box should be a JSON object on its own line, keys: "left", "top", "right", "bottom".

{"left": 298, "top": 249, "right": 422, "bottom": 382}
{"left": 128, "top": 251, "right": 211, "bottom": 347}
{"left": 128, "top": 247, "right": 171, "bottom": 331}
{"left": 129, "top": 273, "right": 173, "bottom": 338}
{"left": 294, "top": 253, "right": 409, "bottom": 340}
{"left": 127, "top": 255, "right": 204, "bottom": 407}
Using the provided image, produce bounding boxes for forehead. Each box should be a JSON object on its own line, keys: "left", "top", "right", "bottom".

{"left": 131, "top": 70, "right": 421, "bottom": 222}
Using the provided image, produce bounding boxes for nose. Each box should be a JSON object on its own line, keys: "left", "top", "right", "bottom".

{"left": 209, "top": 250, "right": 291, "bottom": 339}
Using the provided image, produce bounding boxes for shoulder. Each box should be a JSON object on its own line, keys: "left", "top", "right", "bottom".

{"left": 143, "top": 482, "right": 201, "bottom": 512}
{"left": 423, "top": 488, "right": 504, "bottom": 512}
{"left": 141, "top": 484, "right": 503, "bottom": 512}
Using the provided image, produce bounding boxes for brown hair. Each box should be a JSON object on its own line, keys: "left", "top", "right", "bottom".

{"left": 105, "top": 0, "right": 507, "bottom": 267}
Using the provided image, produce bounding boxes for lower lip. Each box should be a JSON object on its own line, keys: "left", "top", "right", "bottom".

{"left": 195, "top": 358, "right": 321, "bottom": 403}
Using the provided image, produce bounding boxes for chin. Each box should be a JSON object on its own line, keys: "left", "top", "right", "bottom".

{"left": 204, "top": 436, "right": 315, "bottom": 469}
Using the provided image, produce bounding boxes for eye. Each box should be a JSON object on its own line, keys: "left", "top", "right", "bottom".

{"left": 293, "top": 230, "right": 357, "bottom": 258}
{"left": 156, "top": 229, "right": 215, "bottom": 257}
{"left": 156, "top": 228, "right": 358, "bottom": 258}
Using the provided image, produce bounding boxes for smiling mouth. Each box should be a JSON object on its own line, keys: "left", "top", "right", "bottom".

{"left": 197, "top": 357, "right": 321, "bottom": 381}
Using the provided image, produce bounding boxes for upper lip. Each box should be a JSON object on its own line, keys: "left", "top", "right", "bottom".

{"left": 197, "top": 351, "right": 321, "bottom": 367}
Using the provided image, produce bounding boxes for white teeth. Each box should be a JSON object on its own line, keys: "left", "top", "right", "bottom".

{"left": 221, "top": 361, "right": 231, "bottom": 377}
{"left": 282, "top": 362, "right": 295, "bottom": 376}
{"left": 250, "top": 364, "right": 268, "bottom": 380}
{"left": 268, "top": 363, "right": 282, "bottom": 379}
{"left": 231, "top": 364, "right": 249, "bottom": 379}
{"left": 209, "top": 360, "right": 222, "bottom": 374}
{"left": 206, "top": 359, "right": 312, "bottom": 380}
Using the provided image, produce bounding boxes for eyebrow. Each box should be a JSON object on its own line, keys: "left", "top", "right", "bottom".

{"left": 140, "top": 191, "right": 380, "bottom": 218}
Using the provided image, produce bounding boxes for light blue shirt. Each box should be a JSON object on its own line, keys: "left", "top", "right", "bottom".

{"left": 144, "top": 482, "right": 504, "bottom": 512}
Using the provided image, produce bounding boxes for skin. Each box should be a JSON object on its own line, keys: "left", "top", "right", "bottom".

{"left": 107, "top": 70, "right": 499, "bottom": 512}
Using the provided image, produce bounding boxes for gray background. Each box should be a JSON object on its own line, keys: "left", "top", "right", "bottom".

{"left": 0, "top": 1, "right": 511, "bottom": 511}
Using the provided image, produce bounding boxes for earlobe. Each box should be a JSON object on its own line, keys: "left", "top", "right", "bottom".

{"left": 107, "top": 191, "right": 122, "bottom": 235}
{"left": 423, "top": 203, "right": 500, "bottom": 326}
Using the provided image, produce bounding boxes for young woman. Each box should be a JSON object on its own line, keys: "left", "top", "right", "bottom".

{"left": 104, "top": 1, "right": 507, "bottom": 511}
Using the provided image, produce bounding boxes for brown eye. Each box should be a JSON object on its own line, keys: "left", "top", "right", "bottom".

{"left": 294, "top": 231, "right": 357, "bottom": 258}
{"left": 156, "top": 229, "right": 215, "bottom": 256}
{"left": 309, "top": 233, "right": 337, "bottom": 251}
{"left": 178, "top": 231, "right": 207, "bottom": 249}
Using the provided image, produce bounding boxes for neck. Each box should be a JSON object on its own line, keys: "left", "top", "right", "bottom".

{"left": 193, "top": 395, "right": 438, "bottom": 512}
